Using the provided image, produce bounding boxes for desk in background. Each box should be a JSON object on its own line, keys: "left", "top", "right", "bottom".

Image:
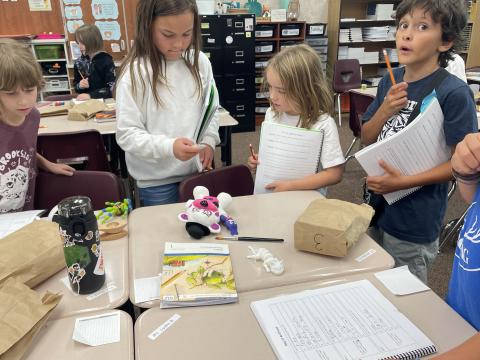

{"left": 24, "top": 310, "right": 134, "bottom": 360}
{"left": 128, "top": 191, "right": 394, "bottom": 308}
{"left": 34, "top": 234, "right": 129, "bottom": 320}
{"left": 38, "top": 111, "right": 239, "bottom": 166}
{"left": 134, "top": 272, "right": 476, "bottom": 359}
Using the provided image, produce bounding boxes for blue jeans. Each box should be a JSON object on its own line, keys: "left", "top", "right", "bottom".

{"left": 138, "top": 183, "right": 179, "bottom": 206}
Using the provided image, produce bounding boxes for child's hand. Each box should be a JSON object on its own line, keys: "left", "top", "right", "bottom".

{"left": 199, "top": 144, "right": 214, "bottom": 170}
{"left": 79, "top": 79, "right": 89, "bottom": 89}
{"left": 44, "top": 162, "right": 75, "bottom": 176}
{"left": 247, "top": 155, "right": 259, "bottom": 170}
{"left": 379, "top": 82, "right": 408, "bottom": 119}
{"left": 265, "top": 180, "right": 291, "bottom": 192}
{"left": 173, "top": 138, "right": 201, "bottom": 161}
{"left": 367, "top": 160, "right": 406, "bottom": 194}
{"left": 76, "top": 93, "right": 91, "bottom": 101}
{"left": 452, "top": 133, "right": 480, "bottom": 175}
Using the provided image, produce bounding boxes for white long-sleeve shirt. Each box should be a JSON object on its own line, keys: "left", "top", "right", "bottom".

{"left": 116, "top": 51, "right": 220, "bottom": 188}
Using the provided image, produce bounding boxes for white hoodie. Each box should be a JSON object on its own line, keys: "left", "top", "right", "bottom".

{"left": 116, "top": 51, "right": 220, "bottom": 188}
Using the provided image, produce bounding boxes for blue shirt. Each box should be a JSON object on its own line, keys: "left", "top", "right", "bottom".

{"left": 446, "top": 187, "right": 480, "bottom": 330}
{"left": 363, "top": 68, "right": 477, "bottom": 243}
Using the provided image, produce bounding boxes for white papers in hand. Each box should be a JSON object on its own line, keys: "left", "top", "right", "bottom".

{"left": 375, "top": 265, "right": 430, "bottom": 295}
{"left": 355, "top": 95, "right": 450, "bottom": 204}
{"left": 72, "top": 312, "right": 121, "bottom": 346}
{"left": 254, "top": 122, "right": 324, "bottom": 194}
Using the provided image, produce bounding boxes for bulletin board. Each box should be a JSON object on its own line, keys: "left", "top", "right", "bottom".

{"left": 61, "top": 0, "right": 129, "bottom": 62}
{"left": 0, "top": 0, "right": 64, "bottom": 35}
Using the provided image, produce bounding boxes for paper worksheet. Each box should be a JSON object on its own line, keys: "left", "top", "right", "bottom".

{"left": 355, "top": 94, "right": 450, "bottom": 204}
{"left": 375, "top": 265, "right": 430, "bottom": 295}
{"left": 251, "top": 280, "right": 436, "bottom": 360}
{"left": 72, "top": 312, "right": 121, "bottom": 346}
{"left": 0, "top": 210, "right": 45, "bottom": 239}
{"left": 254, "top": 122, "right": 325, "bottom": 194}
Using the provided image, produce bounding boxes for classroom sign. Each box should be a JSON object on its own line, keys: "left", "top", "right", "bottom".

{"left": 63, "top": 0, "right": 80, "bottom": 4}
{"left": 91, "top": 0, "right": 119, "bottom": 20}
{"left": 95, "top": 21, "right": 121, "bottom": 40}
{"left": 65, "top": 6, "right": 83, "bottom": 20}
{"left": 67, "top": 20, "right": 85, "bottom": 34}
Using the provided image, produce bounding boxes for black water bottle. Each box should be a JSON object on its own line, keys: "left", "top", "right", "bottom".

{"left": 53, "top": 196, "right": 106, "bottom": 294}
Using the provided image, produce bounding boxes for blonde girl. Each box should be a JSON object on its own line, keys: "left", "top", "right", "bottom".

{"left": 74, "top": 24, "right": 116, "bottom": 100}
{"left": 116, "top": 0, "right": 220, "bottom": 206}
{"left": 248, "top": 44, "right": 344, "bottom": 194}
{"left": 0, "top": 39, "right": 74, "bottom": 213}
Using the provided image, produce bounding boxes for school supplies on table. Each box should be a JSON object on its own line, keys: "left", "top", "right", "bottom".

{"left": 160, "top": 242, "right": 238, "bottom": 308}
{"left": 215, "top": 236, "right": 284, "bottom": 242}
{"left": 254, "top": 121, "right": 325, "bottom": 194}
{"left": 355, "top": 92, "right": 450, "bottom": 204}
{"left": 251, "top": 279, "right": 437, "bottom": 360}
{"left": 94, "top": 109, "right": 116, "bottom": 123}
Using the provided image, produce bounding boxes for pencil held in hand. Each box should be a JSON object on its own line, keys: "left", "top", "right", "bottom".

{"left": 249, "top": 143, "right": 257, "bottom": 160}
{"left": 383, "top": 49, "right": 396, "bottom": 86}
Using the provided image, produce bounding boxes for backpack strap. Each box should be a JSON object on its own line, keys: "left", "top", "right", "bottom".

{"left": 407, "top": 67, "right": 450, "bottom": 125}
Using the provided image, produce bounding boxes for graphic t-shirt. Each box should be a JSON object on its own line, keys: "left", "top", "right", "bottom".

{"left": 0, "top": 109, "right": 39, "bottom": 213}
{"left": 446, "top": 187, "right": 480, "bottom": 330}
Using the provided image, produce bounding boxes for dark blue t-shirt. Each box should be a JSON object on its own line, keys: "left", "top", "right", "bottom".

{"left": 363, "top": 67, "right": 477, "bottom": 243}
{"left": 446, "top": 186, "right": 480, "bottom": 330}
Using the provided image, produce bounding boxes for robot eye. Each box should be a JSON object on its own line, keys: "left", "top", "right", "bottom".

{"left": 200, "top": 200, "right": 208, "bottom": 207}
{"left": 213, "top": 201, "right": 219, "bottom": 207}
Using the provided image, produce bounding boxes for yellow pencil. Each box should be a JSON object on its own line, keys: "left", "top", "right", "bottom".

{"left": 160, "top": 270, "right": 185, "bottom": 288}
{"left": 383, "top": 49, "right": 396, "bottom": 86}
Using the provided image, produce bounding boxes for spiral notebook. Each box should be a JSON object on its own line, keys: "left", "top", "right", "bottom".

{"left": 254, "top": 121, "right": 325, "bottom": 194}
{"left": 354, "top": 95, "right": 449, "bottom": 204}
{"left": 251, "top": 279, "right": 436, "bottom": 360}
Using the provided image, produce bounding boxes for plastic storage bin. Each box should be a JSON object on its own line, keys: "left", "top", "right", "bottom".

{"left": 255, "top": 41, "right": 275, "bottom": 54}
{"left": 44, "top": 79, "right": 69, "bottom": 91}
{"left": 307, "top": 23, "right": 327, "bottom": 36}
{"left": 35, "top": 44, "right": 64, "bottom": 60}
{"left": 280, "top": 24, "right": 301, "bottom": 37}
{"left": 40, "top": 61, "right": 67, "bottom": 76}
{"left": 255, "top": 25, "right": 275, "bottom": 38}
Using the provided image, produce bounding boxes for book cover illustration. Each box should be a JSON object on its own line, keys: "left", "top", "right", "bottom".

{"left": 160, "top": 242, "right": 237, "bottom": 307}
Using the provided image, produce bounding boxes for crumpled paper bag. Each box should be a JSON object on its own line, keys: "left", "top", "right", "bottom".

{"left": 68, "top": 99, "right": 106, "bottom": 121}
{"left": 0, "top": 221, "right": 64, "bottom": 288}
{"left": 294, "top": 199, "right": 374, "bottom": 257}
{"left": 0, "top": 277, "right": 62, "bottom": 360}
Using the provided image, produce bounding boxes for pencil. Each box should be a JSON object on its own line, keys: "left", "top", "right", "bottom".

{"left": 160, "top": 270, "right": 185, "bottom": 288}
{"left": 215, "top": 236, "right": 284, "bottom": 242}
{"left": 383, "top": 49, "right": 396, "bottom": 86}
{"left": 249, "top": 144, "right": 257, "bottom": 160}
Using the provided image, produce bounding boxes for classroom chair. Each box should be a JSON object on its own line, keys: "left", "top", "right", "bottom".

{"left": 34, "top": 170, "right": 125, "bottom": 213}
{"left": 37, "top": 130, "right": 111, "bottom": 172}
{"left": 178, "top": 165, "right": 254, "bottom": 202}
{"left": 345, "top": 91, "right": 375, "bottom": 161}
{"left": 44, "top": 94, "right": 75, "bottom": 101}
{"left": 332, "top": 59, "right": 362, "bottom": 127}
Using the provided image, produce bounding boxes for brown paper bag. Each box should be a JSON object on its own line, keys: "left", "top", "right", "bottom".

{"left": 294, "top": 199, "right": 374, "bottom": 257}
{"left": 38, "top": 103, "right": 71, "bottom": 117}
{"left": 0, "top": 278, "right": 62, "bottom": 360}
{"left": 0, "top": 221, "right": 64, "bottom": 288}
{"left": 68, "top": 99, "right": 106, "bottom": 121}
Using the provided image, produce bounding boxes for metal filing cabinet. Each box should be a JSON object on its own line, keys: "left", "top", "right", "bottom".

{"left": 201, "top": 14, "right": 256, "bottom": 133}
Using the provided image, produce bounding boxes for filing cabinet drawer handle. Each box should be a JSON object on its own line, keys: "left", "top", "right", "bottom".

{"left": 236, "top": 105, "right": 245, "bottom": 111}
{"left": 235, "top": 22, "right": 243, "bottom": 28}
{"left": 236, "top": 114, "right": 246, "bottom": 118}
{"left": 235, "top": 50, "right": 244, "bottom": 57}
{"left": 235, "top": 79, "right": 245, "bottom": 85}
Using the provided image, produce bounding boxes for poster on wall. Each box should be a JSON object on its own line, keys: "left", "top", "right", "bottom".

{"left": 95, "top": 21, "right": 121, "bottom": 40}
{"left": 69, "top": 41, "right": 82, "bottom": 60}
{"left": 28, "top": 0, "right": 52, "bottom": 11}
{"left": 65, "top": 6, "right": 83, "bottom": 19}
{"left": 67, "top": 20, "right": 85, "bottom": 34}
{"left": 91, "top": 0, "right": 119, "bottom": 20}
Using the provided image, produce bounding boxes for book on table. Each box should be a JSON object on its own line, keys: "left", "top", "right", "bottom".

{"left": 160, "top": 242, "right": 237, "bottom": 308}
{"left": 251, "top": 279, "right": 437, "bottom": 360}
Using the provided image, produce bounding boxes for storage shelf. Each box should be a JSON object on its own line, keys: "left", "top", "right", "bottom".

{"left": 37, "top": 58, "right": 67, "bottom": 63}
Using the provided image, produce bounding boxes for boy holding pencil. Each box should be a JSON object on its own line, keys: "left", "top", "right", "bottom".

{"left": 361, "top": 0, "right": 477, "bottom": 283}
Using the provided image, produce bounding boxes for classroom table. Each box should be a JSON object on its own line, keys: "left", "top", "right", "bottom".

{"left": 34, "top": 234, "right": 129, "bottom": 320}
{"left": 38, "top": 111, "right": 239, "bottom": 166}
{"left": 134, "top": 272, "right": 477, "bottom": 360}
{"left": 128, "top": 191, "right": 394, "bottom": 308}
{"left": 350, "top": 86, "right": 378, "bottom": 98}
{"left": 24, "top": 310, "right": 134, "bottom": 360}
